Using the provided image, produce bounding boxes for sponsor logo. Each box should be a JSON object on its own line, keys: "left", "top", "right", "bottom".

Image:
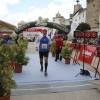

{"left": 82, "top": 50, "right": 92, "bottom": 56}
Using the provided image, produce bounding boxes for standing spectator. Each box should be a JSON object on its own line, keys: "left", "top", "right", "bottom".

{"left": 97, "top": 35, "right": 100, "bottom": 46}
{"left": 55, "top": 34, "right": 63, "bottom": 62}
{"left": 33, "top": 37, "right": 36, "bottom": 42}
{"left": 0, "top": 34, "right": 8, "bottom": 46}
{"left": 63, "top": 35, "right": 68, "bottom": 41}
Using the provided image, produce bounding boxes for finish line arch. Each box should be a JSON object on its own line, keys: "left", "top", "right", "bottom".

{"left": 15, "top": 17, "right": 70, "bottom": 35}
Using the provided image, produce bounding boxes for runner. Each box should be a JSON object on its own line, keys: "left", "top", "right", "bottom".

{"left": 35, "top": 29, "right": 51, "bottom": 76}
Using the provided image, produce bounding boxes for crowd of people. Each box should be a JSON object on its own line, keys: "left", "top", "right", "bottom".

{"left": 72, "top": 35, "right": 100, "bottom": 46}
{"left": 0, "top": 34, "right": 23, "bottom": 46}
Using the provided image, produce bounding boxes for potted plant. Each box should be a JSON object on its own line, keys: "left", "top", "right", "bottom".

{"left": 60, "top": 42, "right": 72, "bottom": 64}
{"left": 50, "top": 41, "right": 56, "bottom": 57}
{"left": 14, "top": 42, "right": 30, "bottom": 73}
{"left": 23, "top": 38, "right": 28, "bottom": 49}
{"left": 0, "top": 44, "right": 17, "bottom": 100}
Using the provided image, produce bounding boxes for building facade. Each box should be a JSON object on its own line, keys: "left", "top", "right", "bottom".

{"left": 0, "top": 20, "right": 16, "bottom": 36}
{"left": 53, "top": 12, "right": 70, "bottom": 25}
{"left": 70, "top": 3, "right": 86, "bottom": 36}
{"left": 72, "top": 8, "right": 86, "bottom": 24}
{"left": 86, "top": 0, "right": 100, "bottom": 35}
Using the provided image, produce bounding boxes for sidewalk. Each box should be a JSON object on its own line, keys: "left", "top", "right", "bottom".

{"left": 11, "top": 42, "right": 100, "bottom": 100}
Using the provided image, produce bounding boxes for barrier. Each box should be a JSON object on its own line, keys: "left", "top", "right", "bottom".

{"left": 78, "top": 45, "right": 96, "bottom": 65}
{"left": 70, "top": 43, "right": 80, "bottom": 65}
{"left": 70, "top": 43, "right": 100, "bottom": 78}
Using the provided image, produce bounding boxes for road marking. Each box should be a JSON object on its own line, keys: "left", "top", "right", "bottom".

{"left": 12, "top": 84, "right": 93, "bottom": 91}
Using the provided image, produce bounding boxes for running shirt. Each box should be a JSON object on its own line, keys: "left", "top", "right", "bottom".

{"left": 35, "top": 35, "right": 51, "bottom": 52}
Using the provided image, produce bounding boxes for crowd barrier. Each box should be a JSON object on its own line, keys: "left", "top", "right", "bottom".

{"left": 70, "top": 43, "right": 100, "bottom": 79}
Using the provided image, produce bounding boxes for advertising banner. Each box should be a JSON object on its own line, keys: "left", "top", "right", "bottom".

{"left": 78, "top": 45, "right": 96, "bottom": 65}
{"left": 71, "top": 21, "right": 79, "bottom": 34}
{"left": 70, "top": 43, "right": 75, "bottom": 49}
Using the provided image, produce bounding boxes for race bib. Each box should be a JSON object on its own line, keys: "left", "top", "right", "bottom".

{"left": 41, "top": 44, "right": 47, "bottom": 49}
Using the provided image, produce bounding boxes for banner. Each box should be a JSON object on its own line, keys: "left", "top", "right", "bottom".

{"left": 78, "top": 45, "right": 96, "bottom": 65}
{"left": 71, "top": 21, "right": 79, "bottom": 34}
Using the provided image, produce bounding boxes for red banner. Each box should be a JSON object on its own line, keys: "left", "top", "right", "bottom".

{"left": 23, "top": 28, "right": 43, "bottom": 32}
{"left": 78, "top": 45, "right": 96, "bottom": 65}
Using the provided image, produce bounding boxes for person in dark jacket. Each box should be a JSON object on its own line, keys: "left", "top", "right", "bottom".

{"left": 97, "top": 35, "right": 100, "bottom": 46}
{"left": 0, "top": 34, "right": 8, "bottom": 46}
{"left": 55, "top": 34, "right": 63, "bottom": 62}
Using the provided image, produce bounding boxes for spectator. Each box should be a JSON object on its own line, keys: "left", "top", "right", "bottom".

{"left": 33, "top": 37, "right": 36, "bottom": 42}
{"left": 63, "top": 35, "right": 68, "bottom": 41}
{"left": 55, "top": 34, "right": 63, "bottom": 62}
{"left": 0, "top": 34, "right": 8, "bottom": 46}
{"left": 97, "top": 35, "right": 100, "bottom": 46}
{"left": 7, "top": 37, "right": 13, "bottom": 45}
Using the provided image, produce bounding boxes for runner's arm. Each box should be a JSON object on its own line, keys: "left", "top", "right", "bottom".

{"left": 35, "top": 36, "right": 40, "bottom": 49}
{"left": 48, "top": 36, "right": 51, "bottom": 47}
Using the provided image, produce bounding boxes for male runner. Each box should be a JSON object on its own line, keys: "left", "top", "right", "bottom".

{"left": 35, "top": 29, "right": 51, "bottom": 75}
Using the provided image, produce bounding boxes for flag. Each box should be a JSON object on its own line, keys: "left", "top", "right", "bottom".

{"left": 71, "top": 21, "right": 79, "bottom": 35}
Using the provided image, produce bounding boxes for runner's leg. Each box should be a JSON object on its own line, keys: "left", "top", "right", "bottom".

{"left": 44, "top": 51, "right": 49, "bottom": 75}
{"left": 55, "top": 50, "right": 59, "bottom": 61}
{"left": 39, "top": 51, "right": 43, "bottom": 71}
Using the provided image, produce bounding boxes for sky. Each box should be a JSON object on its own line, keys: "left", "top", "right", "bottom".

{"left": 0, "top": 0, "right": 86, "bottom": 26}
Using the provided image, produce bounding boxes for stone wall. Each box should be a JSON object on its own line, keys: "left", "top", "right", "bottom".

{"left": 86, "top": 0, "right": 100, "bottom": 28}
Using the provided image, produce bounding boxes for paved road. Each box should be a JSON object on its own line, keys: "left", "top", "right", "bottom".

{"left": 11, "top": 42, "right": 100, "bottom": 100}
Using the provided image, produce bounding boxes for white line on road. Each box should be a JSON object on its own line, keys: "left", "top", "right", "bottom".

{"left": 12, "top": 84, "right": 94, "bottom": 91}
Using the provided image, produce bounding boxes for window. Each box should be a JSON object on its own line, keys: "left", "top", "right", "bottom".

{"left": 93, "top": 4, "right": 95, "bottom": 7}
{"left": 83, "top": 12, "right": 84, "bottom": 18}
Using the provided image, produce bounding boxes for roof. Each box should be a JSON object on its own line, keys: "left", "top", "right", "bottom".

{"left": 0, "top": 20, "right": 17, "bottom": 31}
{"left": 73, "top": 8, "right": 86, "bottom": 17}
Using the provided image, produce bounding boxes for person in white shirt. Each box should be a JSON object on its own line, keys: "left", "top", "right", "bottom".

{"left": 35, "top": 29, "right": 51, "bottom": 76}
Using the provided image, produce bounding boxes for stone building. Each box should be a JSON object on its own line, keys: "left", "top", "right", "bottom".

{"left": 86, "top": 0, "right": 100, "bottom": 34}
{"left": 53, "top": 12, "right": 70, "bottom": 25}
{"left": 70, "top": 1, "right": 86, "bottom": 35}
{"left": 72, "top": 5, "right": 86, "bottom": 24}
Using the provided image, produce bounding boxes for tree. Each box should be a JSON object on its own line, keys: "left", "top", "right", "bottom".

{"left": 76, "top": 22, "right": 91, "bottom": 31}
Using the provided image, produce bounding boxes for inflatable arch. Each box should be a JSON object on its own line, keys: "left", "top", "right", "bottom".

{"left": 15, "top": 17, "right": 70, "bottom": 35}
